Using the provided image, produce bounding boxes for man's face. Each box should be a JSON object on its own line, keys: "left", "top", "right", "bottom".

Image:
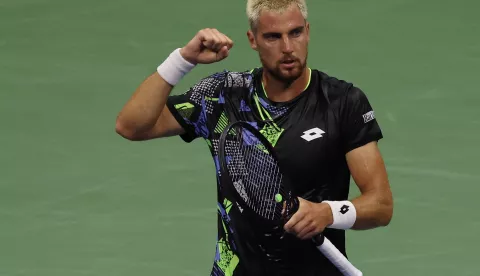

{"left": 248, "top": 4, "right": 310, "bottom": 83}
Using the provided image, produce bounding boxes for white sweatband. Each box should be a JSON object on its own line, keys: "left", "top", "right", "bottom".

{"left": 323, "top": 200, "right": 357, "bottom": 229}
{"left": 156, "top": 48, "right": 196, "bottom": 86}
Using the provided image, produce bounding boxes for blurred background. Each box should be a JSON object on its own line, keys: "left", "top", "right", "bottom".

{"left": 1, "top": 0, "right": 479, "bottom": 275}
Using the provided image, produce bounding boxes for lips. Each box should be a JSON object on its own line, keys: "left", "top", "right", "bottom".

{"left": 281, "top": 59, "right": 295, "bottom": 64}
{"left": 280, "top": 59, "right": 296, "bottom": 69}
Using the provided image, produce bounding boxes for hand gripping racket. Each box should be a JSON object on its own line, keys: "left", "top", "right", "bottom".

{"left": 218, "top": 121, "right": 363, "bottom": 276}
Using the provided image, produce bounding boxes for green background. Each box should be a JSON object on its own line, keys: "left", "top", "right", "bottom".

{"left": 1, "top": 0, "right": 479, "bottom": 275}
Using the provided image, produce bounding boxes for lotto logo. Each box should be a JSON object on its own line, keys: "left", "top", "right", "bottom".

{"left": 340, "top": 205, "right": 350, "bottom": 214}
{"left": 300, "top": 127, "right": 325, "bottom": 142}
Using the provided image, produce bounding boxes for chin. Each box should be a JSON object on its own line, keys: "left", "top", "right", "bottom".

{"left": 276, "top": 67, "right": 304, "bottom": 82}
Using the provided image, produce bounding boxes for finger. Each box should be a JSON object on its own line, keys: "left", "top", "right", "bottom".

{"left": 211, "top": 29, "right": 233, "bottom": 51}
{"left": 225, "top": 35, "right": 234, "bottom": 49}
{"left": 284, "top": 211, "right": 304, "bottom": 232}
{"left": 297, "top": 223, "right": 316, "bottom": 240}
{"left": 200, "top": 29, "right": 217, "bottom": 49}
{"left": 196, "top": 29, "right": 210, "bottom": 43}
{"left": 292, "top": 218, "right": 310, "bottom": 236}
{"left": 210, "top": 29, "right": 233, "bottom": 52}
{"left": 219, "top": 33, "right": 233, "bottom": 49}
{"left": 216, "top": 46, "right": 230, "bottom": 60}
{"left": 207, "top": 29, "right": 224, "bottom": 52}
{"left": 210, "top": 29, "right": 225, "bottom": 43}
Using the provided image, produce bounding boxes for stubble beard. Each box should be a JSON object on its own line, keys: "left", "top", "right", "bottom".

{"left": 260, "top": 53, "right": 308, "bottom": 86}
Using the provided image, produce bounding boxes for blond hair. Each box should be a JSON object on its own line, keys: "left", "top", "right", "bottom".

{"left": 246, "top": 0, "right": 308, "bottom": 30}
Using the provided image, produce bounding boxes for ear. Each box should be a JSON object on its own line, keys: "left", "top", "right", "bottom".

{"left": 305, "top": 21, "right": 310, "bottom": 43}
{"left": 305, "top": 21, "right": 310, "bottom": 42}
{"left": 247, "top": 30, "right": 258, "bottom": 51}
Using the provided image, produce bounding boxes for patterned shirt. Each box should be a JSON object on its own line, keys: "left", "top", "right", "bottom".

{"left": 166, "top": 68, "right": 383, "bottom": 276}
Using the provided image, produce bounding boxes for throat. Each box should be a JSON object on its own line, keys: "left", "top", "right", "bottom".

{"left": 262, "top": 68, "right": 311, "bottom": 103}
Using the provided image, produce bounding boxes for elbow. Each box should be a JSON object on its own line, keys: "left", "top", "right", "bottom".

{"left": 379, "top": 208, "right": 393, "bottom": 227}
{"left": 379, "top": 198, "right": 394, "bottom": 227}
{"left": 115, "top": 120, "right": 140, "bottom": 141}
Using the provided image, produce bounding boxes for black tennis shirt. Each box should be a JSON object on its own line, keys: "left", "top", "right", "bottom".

{"left": 166, "top": 67, "right": 383, "bottom": 275}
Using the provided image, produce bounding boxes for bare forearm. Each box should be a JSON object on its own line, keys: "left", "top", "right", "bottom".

{"left": 116, "top": 73, "right": 172, "bottom": 137}
{"left": 350, "top": 188, "right": 393, "bottom": 230}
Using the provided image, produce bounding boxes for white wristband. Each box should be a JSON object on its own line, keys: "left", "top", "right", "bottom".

{"left": 323, "top": 200, "right": 357, "bottom": 229}
{"left": 157, "top": 48, "right": 196, "bottom": 86}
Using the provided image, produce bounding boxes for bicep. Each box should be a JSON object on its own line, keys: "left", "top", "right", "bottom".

{"left": 134, "top": 107, "right": 185, "bottom": 141}
{"left": 151, "top": 106, "right": 186, "bottom": 138}
{"left": 346, "top": 141, "right": 391, "bottom": 196}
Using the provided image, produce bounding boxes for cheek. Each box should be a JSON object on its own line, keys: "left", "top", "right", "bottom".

{"left": 294, "top": 39, "right": 308, "bottom": 51}
{"left": 258, "top": 48, "right": 273, "bottom": 63}
{"left": 258, "top": 46, "right": 278, "bottom": 64}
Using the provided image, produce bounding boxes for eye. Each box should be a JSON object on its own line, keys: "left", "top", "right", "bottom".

{"left": 263, "top": 33, "right": 281, "bottom": 41}
{"left": 290, "top": 28, "right": 303, "bottom": 37}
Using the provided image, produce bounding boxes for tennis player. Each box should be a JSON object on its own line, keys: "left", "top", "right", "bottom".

{"left": 115, "top": 0, "right": 393, "bottom": 275}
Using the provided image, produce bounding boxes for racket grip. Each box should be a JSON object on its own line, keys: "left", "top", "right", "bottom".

{"left": 315, "top": 236, "right": 363, "bottom": 276}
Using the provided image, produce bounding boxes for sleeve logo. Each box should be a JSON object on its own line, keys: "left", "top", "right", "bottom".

{"left": 362, "top": 111, "right": 375, "bottom": 123}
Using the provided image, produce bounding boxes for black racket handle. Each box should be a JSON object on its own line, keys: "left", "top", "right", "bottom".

{"left": 279, "top": 196, "right": 300, "bottom": 240}
{"left": 284, "top": 196, "right": 300, "bottom": 221}
{"left": 312, "top": 233, "right": 325, "bottom": 246}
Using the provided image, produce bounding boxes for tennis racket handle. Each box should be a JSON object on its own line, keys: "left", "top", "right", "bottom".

{"left": 316, "top": 237, "right": 363, "bottom": 276}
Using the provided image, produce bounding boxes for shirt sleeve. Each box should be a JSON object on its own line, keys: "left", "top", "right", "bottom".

{"left": 165, "top": 73, "right": 225, "bottom": 143}
{"left": 340, "top": 86, "right": 383, "bottom": 153}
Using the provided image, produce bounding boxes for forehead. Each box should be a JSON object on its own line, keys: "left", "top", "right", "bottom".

{"left": 257, "top": 4, "right": 305, "bottom": 32}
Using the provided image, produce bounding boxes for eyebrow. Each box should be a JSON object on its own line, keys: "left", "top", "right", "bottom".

{"left": 262, "top": 26, "right": 305, "bottom": 37}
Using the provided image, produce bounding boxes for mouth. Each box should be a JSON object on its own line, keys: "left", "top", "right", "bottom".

{"left": 280, "top": 59, "right": 296, "bottom": 69}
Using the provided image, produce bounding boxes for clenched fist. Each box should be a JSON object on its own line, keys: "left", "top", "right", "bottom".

{"left": 180, "top": 28, "right": 234, "bottom": 65}
{"left": 284, "top": 198, "right": 334, "bottom": 240}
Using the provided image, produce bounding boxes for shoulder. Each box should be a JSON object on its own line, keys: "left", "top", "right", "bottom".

{"left": 224, "top": 69, "right": 256, "bottom": 89}
{"left": 190, "top": 69, "right": 255, "bottom": 94}
{"left": 312, "top": 69, "right": 367, "bottom": 106}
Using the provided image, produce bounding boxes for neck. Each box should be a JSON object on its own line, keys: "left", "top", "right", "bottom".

{"left": 262, "top": 67, "right": 311, "bottom": 102}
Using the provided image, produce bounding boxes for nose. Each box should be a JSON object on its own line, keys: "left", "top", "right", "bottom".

{"left": 281, "top": 37, "right": 293, "bottom": 54}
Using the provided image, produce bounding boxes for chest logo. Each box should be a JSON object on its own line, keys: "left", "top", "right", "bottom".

{"left": 300, "top": 127, "right": 325, "bottom": 142}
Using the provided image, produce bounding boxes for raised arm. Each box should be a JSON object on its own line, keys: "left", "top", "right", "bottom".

{"left": 115, "top": 72, "right": 183, "bottom": 141}
{"left": 115, "top": 28, "right": 233, "bottom": 141}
